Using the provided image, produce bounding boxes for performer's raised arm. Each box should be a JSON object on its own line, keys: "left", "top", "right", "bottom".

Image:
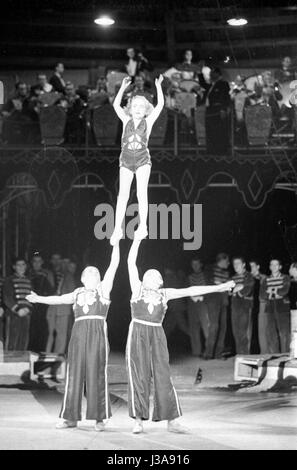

{"left": 127, "top": 238, "right": 142, "bottom": 298}
{"left": 164, "top": 280, "right": 235, "bottom": 302}
{"left": 101, "top": 241, "right": 120, "bottom": 299}
{"left": 26, "top": 291, "right": 75, "bottom": 305}
{"left": 113, "top": 76, "right": 132, "bottom": 122}
{"left": 146, "top": 75, "right": 164, "bottom": 127}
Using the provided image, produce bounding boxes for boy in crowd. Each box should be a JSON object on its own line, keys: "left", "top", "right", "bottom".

{"left": 187, "top": 256, "right": 210, "bottom": 357}
{"left": 231, "top": 257, "right": 254, "bottom": 354}
{"left": 3, "top": 258, "right": 32, "bottom": 350}
{"left": 260, "top": 258, "right": 290, "bottom": 353}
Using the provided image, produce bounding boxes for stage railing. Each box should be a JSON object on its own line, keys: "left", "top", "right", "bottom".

{"left": 1, "top": 103, "right": 296, "bottom": 156}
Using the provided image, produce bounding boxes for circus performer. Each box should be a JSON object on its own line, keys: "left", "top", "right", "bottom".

{"left": 27, "top": 242, "right": 120, "bottom": 431}
{"left": 110, "top": 74, "right": 164, "bottom": 245}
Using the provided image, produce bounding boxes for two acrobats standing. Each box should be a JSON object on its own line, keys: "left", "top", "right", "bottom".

{"left": 27, "top": 76, "right": 234, "bottom": 434}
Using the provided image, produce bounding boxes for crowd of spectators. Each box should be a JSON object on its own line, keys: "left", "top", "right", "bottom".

{"left": 0, "top": 249, "right": 296, "bottom": 359}
{"left": 0, "top": 253, "right": 79, "bottom": 354}
{"left": 1, "top": 51, "right": 297, "bottom": 151}
{"left": 163, "top": 253, "right": 297, "bottom": 358}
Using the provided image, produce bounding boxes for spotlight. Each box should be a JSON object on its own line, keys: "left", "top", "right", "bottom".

{"left": 227, "top": 17, "right": 248, "bottom": 26}
{"left": 94, "top": 16, "right": 115, "bottom": 26}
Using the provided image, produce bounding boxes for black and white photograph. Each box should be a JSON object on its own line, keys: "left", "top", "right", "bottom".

{"left": 0, "top": 0, "right": 297, "bottom": 455}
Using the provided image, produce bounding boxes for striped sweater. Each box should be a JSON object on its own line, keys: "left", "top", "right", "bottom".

{"left": 231, "top": 270, "right": 254, "bottom": 300}
{"left": 206, "top": 264, "right": 230, "bottom": 285}
{"left": 260, "top": 273, "right": 290, "bottom": 301}
{"left": 3, "top": 274, "right": 32, "bottom": 313}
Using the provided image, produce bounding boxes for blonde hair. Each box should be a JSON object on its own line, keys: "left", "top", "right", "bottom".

{"left": 142, "top": 269, "right": 163, "bottom": 289}
{"left": 81, "top": 266, "right": 101, "bottom": 283}
{"left": 125, "top": 95, "right": 154, "bottom": 117}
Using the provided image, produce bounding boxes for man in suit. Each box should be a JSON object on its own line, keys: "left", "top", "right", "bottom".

{"left": 199, "top": 67, "right": 231, "bottom": 155}
{"left": 49, "top": 63, "right": 66, "bottom": 93}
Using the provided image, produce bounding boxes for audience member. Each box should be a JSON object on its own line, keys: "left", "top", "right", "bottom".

{"left": 260, "top": 258, "right": 290, "bottom": 353}
{"left": 49, "top": 62, "right": 66, "bottom": 93}
{"left": 3, "top": 258, "right": 32, "bottom": 351}
{"left": 230, "top": 257, "right": 254, "bottom": 354}
{"left": 187, "top": 256, "right": 210, "bottom": 358}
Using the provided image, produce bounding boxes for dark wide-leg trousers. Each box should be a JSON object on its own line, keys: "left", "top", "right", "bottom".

{"left": 126, "top": 321, "right": 182, "bottom": 422}
{"left": 60, "top": 318, "right": 111, "bottom": 422}
{"left": 6, "top": 311, "right": 31, "bottom": 351}
{"left": 231, "top": 297, "right": 252, "bottom": 354}
{"left": 205, "top": 294, "right": 228, "bottom": 358}
{"left": 265, "top": 300, "right": 290, "bottom": 354}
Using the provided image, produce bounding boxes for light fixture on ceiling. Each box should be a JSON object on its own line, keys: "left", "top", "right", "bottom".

{"left": 227, "top": 17, "right": 248, "bottom": 26}
{"left": 94, "top": 16, "right": 115, "bottom": 26}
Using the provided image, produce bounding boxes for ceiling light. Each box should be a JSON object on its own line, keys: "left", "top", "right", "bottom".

{"left": 94, "top": 16, "right": 115, "bottom": 26}
{"left": 227, "top": 18, "right": 248, "bottom": 26}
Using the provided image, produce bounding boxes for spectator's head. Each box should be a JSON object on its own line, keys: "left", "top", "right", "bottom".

{"left": 50, "top": 253, "right": 62, "bottom": 271}
{"left": 15, "top": 81, "right": 28, "bottom": 97}
{"left": 68, "top": 261, "right": 77, "bottom": 275}
{"left": 232, "top": 256, "right": 246, "bottom": 275}
{"left": 234, "top": 74, "right": 244, "bottom": 86}
{"left": 191, "top": 256, "right": 203, "bottom": 273}
{"left": 55, "top": 62, "right": 65, "bottom": 75}
{"left": 289, "top": 262, "right": 297, "bottom": 279}
{"left": 216, "top": 252, "right": 230, "bottom": 269}
{"left": 269, "top": 258, "right": 282, "bottom": 276}
{"left": 262, "top": 70, "right": 273, "bottom": 86}
{"left": 164, "top": 266, "right": 175, "bottom": 276}
{"left": 163, "top": 261, "right": 176, "bottom": 277}
{"left": 249, "top": 259, "right": 261, "bottom": 277}
{"left": 210, "top": 67, "right": 222, "bottom": 83}
{"left": 134, "top": 74, "right": 145, "bottom": 91}
{"left": 62, "top": 258, "right": 71, "bottom": 272}
{"left": 282, "top": 56, "right": 292, "bottom": 69}
{"left": 81, "top": 266, "right": 100, "bottom": 289}
{"left": 65, "top": 82, "right": 75, "bottom": 97}
{"left": 142, "top": 269, "right": 163, "bottom": 291}
{"left": 37, "top": 73, "right": 48, "bottom": 88}
{"left": 126, "top": 48, "right": 136, "bottom": 59}
{"left": 128, "top": 95, "right": 154, "bottom": 119}
{"left": 96, "top": 76, "right": 107, "bottom": 92}
{"left": 184, "top": 49, "right": 193, "bottom": 63}
{"left": 13, "top": 257, "right": 27, "bottom": 277}
{"left": 31, "top": 253, "right": 44, "bottom": 272}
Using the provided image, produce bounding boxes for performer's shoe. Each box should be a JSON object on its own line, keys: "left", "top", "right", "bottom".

{"left": 167, "top": 420, "right": 190, "bottom": 434}
{"left": 94, "top": 421, "right": 105, "bottom": 432}
{"left": 110, "top": 228, "right": 123, "bottom": 246}
{"left": 56, "top": 420, "right": 77, "bottom": 429}
{"left": 132, "top": 421, "right": 144, "bottom": 434}
{"left": 134, "top": 225, "right": 148, "bottom": 240}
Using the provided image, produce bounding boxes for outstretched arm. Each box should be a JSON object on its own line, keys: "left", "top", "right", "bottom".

{"left": 26, "top": 291, "right": 75, "bottom": 305}
{"left": 165, "top": 280, "right": 235, "bottom": 301}
{"left": 113, "top": 76, "right": 132, "bottom": 122}
{"left": 101, "top": 241, "right": 120, "bottom": 299}
{"left": 146, "top": 75, "right": 164, "bottom": 126}
{"left": 127, "top": 238, "right": 142, "bottom": 298}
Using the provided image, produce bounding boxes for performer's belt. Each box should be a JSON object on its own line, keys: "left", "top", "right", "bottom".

{"left": 132, "top": 318, "right": 162, "bottom": 327}
{"left": 75, "top": 315, "right": 106, "bottom": 322}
